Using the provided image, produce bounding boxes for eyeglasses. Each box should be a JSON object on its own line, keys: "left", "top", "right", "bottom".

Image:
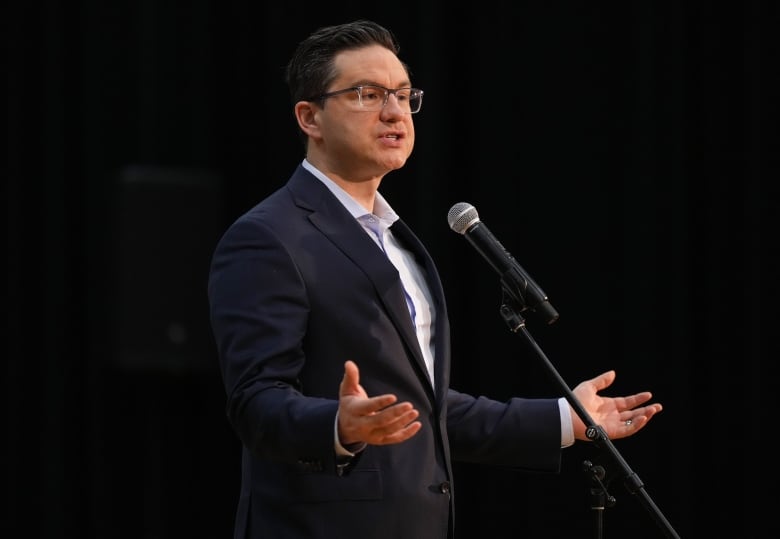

{"left": 310, "top": 85, "right": 424, "bottom": 114}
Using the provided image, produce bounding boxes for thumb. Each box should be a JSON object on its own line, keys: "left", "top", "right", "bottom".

{"left": 340, "top": 360, "right": 360, "bottom": 397}
{"left": 590, "top": 370, "right": 616, "bottom": 392}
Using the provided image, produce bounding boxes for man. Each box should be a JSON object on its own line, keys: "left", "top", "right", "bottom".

{"left": 208, "top": 19, "right": 663, "bottom": 539}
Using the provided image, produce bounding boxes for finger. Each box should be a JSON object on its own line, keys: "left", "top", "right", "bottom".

{"left": 350, "top": 394, "right": 399, "bottom": 416}
{"left": 617, "top": 404, "right": 662, "bottom": 438}
{"left": 373, "top": 420, "right": 422, "bottom": 445}
{"left": 589, "top": 370, "right": 616, "bottom": 391}
{"left": 622, "top": 392, "right": 659, "bottom": 411}
{"left": 624, "top": 415, "right": 646, "bottom": 431}
{"left": 638, "top": 403, "right": 663, "bottom": 417}
{"left": 361, "top": 403, "right": 418, "bottom": 436}
{"left": 375, "top": 404, "right": 419, "bottom": 429}
{"left": 621, "top": 404, "right": 662, "bottom": 427}
{"left": 609, "top": 414, "right": 645, "bottom": 439}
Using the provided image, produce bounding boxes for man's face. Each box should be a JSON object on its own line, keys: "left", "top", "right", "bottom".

{"left": 308, "top": 44, "right": 416, "bottom": 183}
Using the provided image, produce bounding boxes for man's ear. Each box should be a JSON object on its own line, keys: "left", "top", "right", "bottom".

{"left": 294, "top": 101, "right": 320, "bottom": 140}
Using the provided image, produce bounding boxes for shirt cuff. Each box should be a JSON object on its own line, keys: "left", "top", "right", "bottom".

{"left": 558, "top": 397, "right": 575, "bottom": 448}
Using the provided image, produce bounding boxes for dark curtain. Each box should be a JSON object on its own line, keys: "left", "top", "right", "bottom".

{"left": 7, "top": 2, "right": 778, "bottom": 538}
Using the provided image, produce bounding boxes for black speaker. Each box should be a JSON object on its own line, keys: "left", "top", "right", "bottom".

{"left": 113, "top": 165, "right": 225, "bottom": 374}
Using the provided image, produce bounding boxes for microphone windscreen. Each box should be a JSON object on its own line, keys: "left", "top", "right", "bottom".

{"left": 447, "top": 202, "right": 480, "bottom": 234}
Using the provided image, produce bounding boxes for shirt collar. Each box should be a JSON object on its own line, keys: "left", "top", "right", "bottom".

{"left": 302, "top": 159, "right": 399, "bottom": 225}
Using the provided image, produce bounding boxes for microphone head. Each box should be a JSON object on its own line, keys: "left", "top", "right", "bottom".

{"left": 447, "top": 202, "right": 480, "bottom": 234}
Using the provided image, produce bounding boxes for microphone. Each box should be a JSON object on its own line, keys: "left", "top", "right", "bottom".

{"left": 447, "top": 202, "right": 559, "bottom": 324}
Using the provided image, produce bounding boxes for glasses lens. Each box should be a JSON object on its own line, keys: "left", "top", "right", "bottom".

{"left": 394, "top": 88, "right": 423, "bottom": 114}
{"left": 357, "top": 86, "right": 386, "bottom": 111}
{"left": 407, "top": 90, "right": 423, "bottom": 114}
{"left": 357, "top": 86, "right": 423, "bottom": 113}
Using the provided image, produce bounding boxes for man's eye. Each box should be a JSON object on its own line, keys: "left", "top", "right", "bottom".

{"left": 362, "top": 89, "right": 382, "bottom": 101}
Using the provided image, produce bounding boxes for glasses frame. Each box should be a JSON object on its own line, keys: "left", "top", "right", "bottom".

{"left": 308, "top": 85, "right": 424, "bottom": 114}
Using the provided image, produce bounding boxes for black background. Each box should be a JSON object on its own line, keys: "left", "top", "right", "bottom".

{"left": 7, "top": 2, "right": 779, "bottom": 538}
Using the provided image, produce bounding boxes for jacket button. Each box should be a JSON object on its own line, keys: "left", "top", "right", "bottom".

{"left": 439, "top": 481, "right": 451, "bottom": 494}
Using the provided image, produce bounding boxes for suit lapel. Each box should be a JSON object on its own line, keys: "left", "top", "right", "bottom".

{"left": 390, "top": 219, "right": 450, "bottom": 405}
{"left": 287, "top": 169, "right": 430, "bottom": 393}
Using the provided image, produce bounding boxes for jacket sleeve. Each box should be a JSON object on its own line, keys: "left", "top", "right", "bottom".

{"left": 208, "top": 213, "right": 339, "bottom": 466}
{"left": 445, "top": 388, "right": 563, "bottom": 473}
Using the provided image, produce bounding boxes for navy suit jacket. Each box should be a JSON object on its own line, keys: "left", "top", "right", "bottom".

{"left": 208, "top": 165, "right": 564, "bottom": 539}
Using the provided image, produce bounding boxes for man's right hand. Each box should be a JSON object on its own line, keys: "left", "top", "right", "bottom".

{"left": 337, "top": 360, "right": 422, "bottom": 446}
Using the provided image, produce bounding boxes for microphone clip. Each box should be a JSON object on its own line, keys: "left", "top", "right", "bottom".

{"left": 500, "top": 265, "right": 559, "bottom": 326}
{"left": 499, "top": 287, "right": 526, "bottom": 333}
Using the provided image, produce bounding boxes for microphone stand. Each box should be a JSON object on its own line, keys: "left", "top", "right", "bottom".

{"left": 498, "top": 288, "right": 680, "bottom": 539}
{"left": 583, "top": 459, "right": 615, "bottom": 539}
